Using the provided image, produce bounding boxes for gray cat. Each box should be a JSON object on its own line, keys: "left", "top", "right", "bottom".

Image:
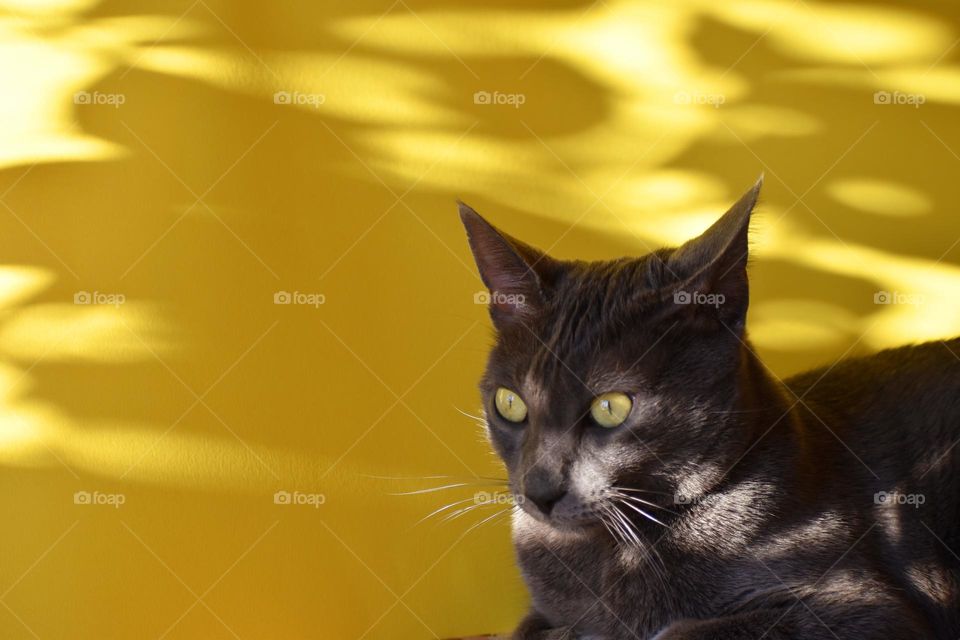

{"left": 458, "top": 177, "right": 960, "bottom": 639}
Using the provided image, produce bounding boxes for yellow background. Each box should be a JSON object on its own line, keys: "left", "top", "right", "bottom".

{"left": 2, "top": 0, "right": 960, "bottom": 638}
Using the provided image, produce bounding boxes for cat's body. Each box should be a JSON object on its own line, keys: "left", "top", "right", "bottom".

{"left": 458, "top": 178, "right": 960, "bottom": 639}
{"left": 514, "top": 339, "right": 960, "bottom": 639}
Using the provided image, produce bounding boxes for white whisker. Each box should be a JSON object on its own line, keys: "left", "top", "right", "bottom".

{"left": 441, "top": 502, "right": 489, "bottom": 523}
{"left": 412, "top": 496, "right": 479, "bottom": 526}
{"left": 388, "top": 480, "right": 507, "bottom": 496}
{"left": 462, "top": 506, "right": 513, "bottom": 538}
{"left": 454, "top": 406, "right": 487, "bottom": 423}
{"left": 613, "top": 491, "right": 678, "bottom": 516}
{"left": 613, "top": 486, "right": 673, "bottom": 497}
{"left": 368, "top": 473, "right": 507, "bottom": 483}
{"left": 596, "top": 506, "right": 620, "bottom": 546}
{"left": 600, "top": 504, "right": 630, "bottom": 547}
{"left": 617, "top": 498, "right": 668, "bottom": 528}
{"left": 608, "top": 504, "right": 641, "bottom": 547}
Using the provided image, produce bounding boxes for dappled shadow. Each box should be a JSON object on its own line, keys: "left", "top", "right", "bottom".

{"left": 1, "top": 0, "right": 960, "bottom": 638}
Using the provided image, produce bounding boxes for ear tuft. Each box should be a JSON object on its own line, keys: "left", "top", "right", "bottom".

{"left": 666, "top": 176, "right": 762, "bottom": 332}
{"left": 457, "top": 202, "right": 556, "bottom": 328}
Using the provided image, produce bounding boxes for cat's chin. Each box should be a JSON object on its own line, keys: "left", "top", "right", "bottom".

{"left": 550, "top": 519, "right": 605, "bottom": 535}
{"left": 513, "top": 510, "right": 600, "bottom": 547}
{"left": 513, "top": 506, "right": 605, "bottom": 536}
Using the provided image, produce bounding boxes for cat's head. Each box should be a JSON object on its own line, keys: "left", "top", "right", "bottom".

{"left": 459, "top": 177, "right": 763, "bottom": 534}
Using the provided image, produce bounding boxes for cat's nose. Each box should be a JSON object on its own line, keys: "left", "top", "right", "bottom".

{"left": 523, "top": 470, "right": 567, "bottom": 516}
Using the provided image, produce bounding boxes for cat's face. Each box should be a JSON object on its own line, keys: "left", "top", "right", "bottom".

{"left": 459, "top": 178, "right": 762, "bottom": 532}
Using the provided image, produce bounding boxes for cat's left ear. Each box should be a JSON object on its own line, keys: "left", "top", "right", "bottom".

{"left": 666, "top": 175, "right": 762, "bottom": 333}
{"left": 458, "top": 202, "right": 560, "bottom": 329}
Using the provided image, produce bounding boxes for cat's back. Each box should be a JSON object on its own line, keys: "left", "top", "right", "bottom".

{"left": 783, "top": 337, "right": 960, "bottom": 484}
{"left": 783, "top": 337, "right": 960, "bottom": 456}
{"left": 781, "top": 338, "right": 960, "bottom": 632}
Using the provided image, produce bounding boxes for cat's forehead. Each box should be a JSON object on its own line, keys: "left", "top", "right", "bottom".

{"left": 486, "top": 256, "right": 672, "bottom": 392}
{"left": 506, "top": 321, "right": 657, "bottom": 398}
{"left": 518, "top": 365, "right": 643, "bottom": 401}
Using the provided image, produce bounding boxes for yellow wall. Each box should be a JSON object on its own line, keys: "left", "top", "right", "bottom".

{"left": 2, "top": 0, "right": 960, "bottom": 638}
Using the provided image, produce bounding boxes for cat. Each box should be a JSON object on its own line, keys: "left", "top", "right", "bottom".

{"left": 457, "top": 177, "right": 960, "bottom": 640}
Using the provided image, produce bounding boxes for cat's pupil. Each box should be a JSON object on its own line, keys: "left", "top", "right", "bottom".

{"left": 601, "top": 399, "right": 610, "bottom": 413}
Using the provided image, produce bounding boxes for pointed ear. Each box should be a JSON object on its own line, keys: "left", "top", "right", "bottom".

{"left": 666, "top": 175, "right": 762, "bottom": 332}
{"left": 458, "top": 202, "right": 559, "bottom": 328}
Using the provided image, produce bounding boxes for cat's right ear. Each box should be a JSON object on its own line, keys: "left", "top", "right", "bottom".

{"left": 458, "top": 202, "right": 557, "bottom": 328}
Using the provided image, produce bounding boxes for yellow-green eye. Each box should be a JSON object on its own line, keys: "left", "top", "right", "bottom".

{"left": 495, "top": 387, "right": 528, "bottom": 423}
{"left": 591, "top": 392, "right": 632, "bottom": 428}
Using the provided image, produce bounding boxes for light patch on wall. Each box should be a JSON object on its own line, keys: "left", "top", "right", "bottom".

{"left": 0, "top": 13, "right": 134, "bottom": 168}
{"left": 760, "top": 219, "right": 960, "bottom": 348}
{"left": 749, "top": 300, "right": 857, "bottom": 352}
{"left": 718, "top": 104, "right": 822, "bottom": 139}
{"left": 0, "top": 265, "right": 55, "bottom": 310}
{"left": 875, "top": 66, "right": 960, "bottom": 105}
{"left": 0, "top": 0, "right": 97, "bottom": 15}
{"left": 706, "top": 1, "right": 953, "bottom": 65}
{"left": 773, "top": 65, "right": 960, "bottom": 109}
{"left": 623, "top": 182, "right": 775, "bottom": 249}
{"left": 827, "top": 178, "right": 930, "bottom": 217}
{"left": 0, "top": 303, "right": 172, "bottom": 362}
{"left": 0, "top": 412, "right": 39, "bottom": 454}
{"left": 0, "top": 358, "right": 64, "bottom": 466}
{"left": 618, "top": 170, "right": 727, "bottom": 213}
{"left": 0, "top": 361, "right": 46, "bottom": 458}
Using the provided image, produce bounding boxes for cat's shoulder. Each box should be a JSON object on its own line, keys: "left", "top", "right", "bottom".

{"left": 784, "top": 337, "right": 960, "bottom": 391}
{"left": 783, "top": 336, "right": 960, "bottom": 401}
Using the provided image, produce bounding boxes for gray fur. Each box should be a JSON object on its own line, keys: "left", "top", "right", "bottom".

{"left": 458, "top": 178, "right": 960, "bottom": 639}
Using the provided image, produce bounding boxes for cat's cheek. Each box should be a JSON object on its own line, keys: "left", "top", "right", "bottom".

{"left": 511, "top": 508, "right": 551, "bottom": 544}
{"left": 487, "top": 422, "right": 521, "bottom": 463}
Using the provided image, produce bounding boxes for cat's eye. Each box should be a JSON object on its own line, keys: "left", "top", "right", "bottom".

{"left": 494, "top": 387, "right": 528, "bottom": 423}
{"left": 591, "top": 392, "right": 632, "bottom": 428}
